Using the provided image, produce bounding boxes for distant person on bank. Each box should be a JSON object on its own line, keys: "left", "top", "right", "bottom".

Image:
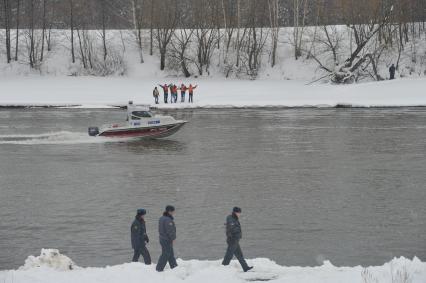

{"left": 389, "top": 64, "right": 396, "bottom": 80}
{"left": 173, "top": 85, "right": 178, "bottom": 103}
{"left": 153, "top": 87, "right": 160, "bottom": 104}
{"left": 131, "top": 208, "right": 151, "bottom": 264}
{"left": 168, "top": 84, "right": 174, "bottom": 104}
{"left": 180, "top": 84, "right": 187, "bottom": 103}
{"left": 222, "top": 207, "right": 253, "bottom": 272}
{"left": 156, "top": 205, "right": 178, "bottom": 272}
{"left": 159, "top": 84, "right": 169, "bottom": 103}
{"left": 188, "top": 84, "right": 197, "bottom": 103}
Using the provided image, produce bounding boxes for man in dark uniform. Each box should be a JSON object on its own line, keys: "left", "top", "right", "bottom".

{"left": 131, "top": 208, "right": 151, "bottom": 264}
{"left": 389, "top": 64, "right": 396, "bottom": 80}
{"left": 156, "top": 205, "right": 177, "bottom": 272}
{"left": 222, "top": 207, "right": 253, "bottom": 272}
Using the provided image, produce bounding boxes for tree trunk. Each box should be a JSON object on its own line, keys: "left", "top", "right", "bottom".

{"left": 29, "top": 0, "right": 35, "bottom": 68}
{"left": 181, "top": 55, "right": 190, "bottom": 78}
{"left": 150, "top": 0, "right": 153, "bottom": 56}
{"left": 77, "top": 29, "right": 87, "bottom": 69}
{"left": 236, "top": 0, "right": 240, "bottom": 67}
{"left": 70, "top": 0, "right": 75, "bottom": 63}
{"left": 160, "top": 50, "right": 166, "bottom": 70}
{"left": 101, "top": 0, "right": 107, "bottom": 61}
{"left": 3, "top": 0, "right": 11, "bottom": 63}
{"left": 14, "top": 0, "right": 20, "bottom": 61}
{"left": 40, "top": 0, "right": 46, "bottom": 62}
{"left": 132, "top": 0, "right": 144, "bottom": 63}
{"left": 47, "top": 24, "right": 52, "bottom": 51}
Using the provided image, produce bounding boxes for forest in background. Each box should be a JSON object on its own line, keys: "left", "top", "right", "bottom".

{"left": 1, "top": 0, "right": 426, "bottom": 82}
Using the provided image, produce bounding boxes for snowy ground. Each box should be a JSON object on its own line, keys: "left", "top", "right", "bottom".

{"left": 1, "top": 76, "right": 426, "bottom": 108}
{"left": 0, "top": 27, "right": 424, "bottom": 108}
{"left": 0, "top": 249, "right": 425, "bottom": 283}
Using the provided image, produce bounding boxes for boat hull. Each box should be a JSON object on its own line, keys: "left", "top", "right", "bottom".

{"left": 98, "top": 122, "right": 186, "bottom": 139}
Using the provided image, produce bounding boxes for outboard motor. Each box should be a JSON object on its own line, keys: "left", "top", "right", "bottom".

{"left": 88, "top": 127, "right": 99, "bottom": 137}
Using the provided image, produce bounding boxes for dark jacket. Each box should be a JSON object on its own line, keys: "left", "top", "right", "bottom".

{"left": 131, "top": 217, "right": 149, "bottom": 249}
{"left": 159, "top": 212, "right": 176, "bottom": 242}
{"left": 225, "top": 213, "right": 242, "bottom": 242}
{"left": 389, "top": 65, "right": 396, "bottom": 74}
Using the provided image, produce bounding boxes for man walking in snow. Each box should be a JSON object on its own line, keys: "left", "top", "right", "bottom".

{"left": 131, "top": 208, "right": 151, "bottom": 264}
{"left": 156, "top": 205, "right": 177, "bottom": 272}
{"left": 222, "top": 207, "right": 253, "bottom": 272}
{"left": 188, "top": 84, "right": 197, "bottom": 103}
{"left": 153, "top": 87, "right": 160, "bottom": 104}
{"left": 159, "top": 84, "right": 169, "bottom": 104}
{"left": 389, "top": 64, "right": 396, "bottom": 80}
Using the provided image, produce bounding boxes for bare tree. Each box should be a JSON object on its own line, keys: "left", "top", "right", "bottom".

{"left": 76, "top": 29, "right": 94, "bottom": 70}
{"left": 28, "top": 0, "right": 35, "bottom": 68}
{"left": 240, "top": 0, "right": 269, "bottom": 78}
{"left": 154, "top": 0, "right": 177, "bottom": 70}
{"left": 149, "top": 0, "right": 154, "bottom": 56}
{"left": 69, "top": 0, "right": 75, "bottom": 63}
{"left": 15, "top": 0, "right": 21, "bottom": 61}
{"left": 235, "top": 0, "right": 241, "bottom": 66}
{"left": 25, "top": 0, "right": 46, "bottom": 69}
{"left": 99, "top": 0, "right": 107, "bottom": 61}
{"left": 293, "top": 0, "right": 308, "bottom": 60}
{"left": 221, "top": 0, "right": 235, "bottom": 66}
{"left": 192, "top": 0, "right": 219, "bottom": 76}
{"left": 40, "top": 0, "right": 47, "bottom": 61}
{"left": 170, "top": 29, "right": 194, "bottom": 77}
{"left": 330, "top": 0, "right": 395, "bottom": 83}
{"left": 2, "top": 0, "right": 12, "bottom": 63}
{"left": 267, "top": 0, "right": 279, "bottom": 67}
{"left": 132, "top": 0, "right": 144, "bottom": 63}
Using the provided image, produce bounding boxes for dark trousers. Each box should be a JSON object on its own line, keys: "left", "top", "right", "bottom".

{"left": 390, "top": 73, "right": 395, "bottom": 80}
{"left": 222, "top": 239, "right": 249, "bottom": 271}
{"left": 154, "top": 96, "right": 159, "bottom": 104}
{"left": 164, "top": 94, "right": 168, "bottom": 103}
{"left": 189, "top": 93, "right": 193, "bottom": 103}
{"left": 132, "top": 246, "right": 151, "bottom": 264}
{"left": 156, "top": 239, "right": 177, "bottom": 271}
{"left": 181, "top": 93, "right": 185, "bottom": 102}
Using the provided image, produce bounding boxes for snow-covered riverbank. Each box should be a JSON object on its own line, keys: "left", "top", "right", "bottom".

{"left": 1, "top": 76, "right": 425, "bottom": 109}
{"left": 0, "top": 249, "right": 425, "bottom": 283}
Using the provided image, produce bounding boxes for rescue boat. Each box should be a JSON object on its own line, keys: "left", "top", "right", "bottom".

{"left": 88, "top": 102, "right": 186, "bottom": 139}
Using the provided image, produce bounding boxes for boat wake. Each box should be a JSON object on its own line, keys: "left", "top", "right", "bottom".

{"left": 0, "top": 131, "right": 121, "bottom": 145}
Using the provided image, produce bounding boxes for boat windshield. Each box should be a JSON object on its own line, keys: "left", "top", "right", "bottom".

{"left": 131, "top": 111, "right": 152, "bottom": 120}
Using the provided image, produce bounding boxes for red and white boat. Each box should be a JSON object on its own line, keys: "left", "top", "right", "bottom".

{"left": 88, "top": 102, "right": 186, "bottom": 139}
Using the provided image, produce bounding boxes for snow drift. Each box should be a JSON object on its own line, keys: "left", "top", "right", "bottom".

{"left": 19, "top": 249, "right": 77, "bottom": 271}
{"left": 1, "top": 249, "right": 425, "bottom": 283}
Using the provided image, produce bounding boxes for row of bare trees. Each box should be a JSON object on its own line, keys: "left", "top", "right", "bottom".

{"left": 1, "top": 0, "right": 52, "bottom": 69}
{"left": 298, "top": 0, "right": 426, "bottom": 83}
{"left": 1, "top": 0, "right": 425, "bottom": 79}
{"left": 123, "top": 0, "right": 279, "bottom": 78}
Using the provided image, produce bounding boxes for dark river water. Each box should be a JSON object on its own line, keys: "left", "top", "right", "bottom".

{"left": 0, "top": 108, "right": 425, "bottom": 270}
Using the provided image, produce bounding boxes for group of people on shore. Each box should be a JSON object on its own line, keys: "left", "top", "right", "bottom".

{"left": 131, "top": 205, "right": 253, "bottom": 272}
{"left": 153, "top": 83, "right": 198, "bottom": 105}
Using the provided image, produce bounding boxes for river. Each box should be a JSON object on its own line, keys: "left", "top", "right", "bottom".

{"left": 0, "top": 108, "right": 425, "bottom": 269}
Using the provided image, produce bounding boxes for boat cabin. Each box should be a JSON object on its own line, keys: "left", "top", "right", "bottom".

{"left": 127, "top": 102, "right": 154, "bottom": 126}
